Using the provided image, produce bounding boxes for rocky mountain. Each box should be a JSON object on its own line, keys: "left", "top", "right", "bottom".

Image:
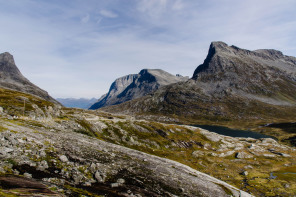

{"left": 101, "top": 42, "right": 296, "bottom": 123}
{"left": 89, "top": 69, "right": 188, "bottom": 110}
{"left": 56, "top": 97, "right": 97, "bottom": 109}
{"left": 1, "top": 46, "right": 295, "bottom": 196}
{"left": 0, "top": 52, "right": 59, "bottom": 104}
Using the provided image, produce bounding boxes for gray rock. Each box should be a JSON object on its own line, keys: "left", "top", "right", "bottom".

{"left": 0, "top": 147, "right": 14, "bottom": 156}
{"left": 111, "top": 182, "right": 120, "bottom": 188}
{"left": 244, "top": 165, "right": 253, "bottom": 169}
{"left": 90, "top": 69, "right": 188, "bottom": 110}
{"left": 23, "top": 172, "right": 32, "bottom": 178}
{"left": 263, "top": 154, "right": 276, "bottom": 158}
{"left": 59, "top": 155, "right": 68, "bottom": 162}
{"left": 94, "top": 171, "right": 104, "bottom": 183}
{"left": 89, "top": 163, "right": 97, "bottom": 173}
{"left": 236, "top": 152, "right": 253, "bottom": 159}
{"left": 117, "top": 178, "right": 125, "bottom": 184}
{"left": 37, "top": 160, "right": 49, "bottom": 171}
{"left": 261, "top": 138, "right": 277, "bottom": 145}
{"left": 73, "top": 174, "right": 84, "bottom": 185}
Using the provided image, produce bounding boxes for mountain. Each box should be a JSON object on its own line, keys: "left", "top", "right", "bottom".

{"left": 0, "top": 52, "right": 59, "bottom": 104}
{"left": 101, "top": 42, "right": 296, "bottom": 122}
{"left": 89, "top": 69, "right": 188, "bottom": 109}
{"left": 56, "top": 97, "right": 97, "bottom": 109}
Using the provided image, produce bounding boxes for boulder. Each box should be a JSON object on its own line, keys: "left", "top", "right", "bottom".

{"left": 59, "top": 155, "right": 68, "bottom": 163}
{"left": 236, "top": 152, "right": 253, "bottom": 159}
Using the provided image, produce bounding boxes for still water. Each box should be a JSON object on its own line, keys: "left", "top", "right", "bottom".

{"left": 194, "top": 125, "right": 274, "bottom": 139}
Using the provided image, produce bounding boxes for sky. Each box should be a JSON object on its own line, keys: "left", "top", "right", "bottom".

{"left": 0, "top": 0, "right": 295, "bottom": 98}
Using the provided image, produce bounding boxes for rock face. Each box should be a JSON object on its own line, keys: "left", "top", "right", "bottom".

{"left": 56, "top": 97, "right": 97, "bottom": 109}
{"left": 101, "top": 42, "right": 296, "bottom": 121}
{"left": 0, "top": 52, "right": 59, "bottom": 104}
{"left": 0, "top": 117, "right": 252, "bottom": 197}
{"left": 89, "top": 69, "right": 188, "bottom": 109}
{"left": 192, "top": 41, "right": 296, "bottom": 105}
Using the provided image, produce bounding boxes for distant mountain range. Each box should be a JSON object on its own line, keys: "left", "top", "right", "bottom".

{"left": 0, "top": 52, "right": 59, "bottom": 104}
{"left": 56, "top": 97, "right": 97, "bottom": 109}
{"left": 89, "top": 69, "right": 188, "bottom": 109}
{"left": 101, "top": 42, "right": 296, "bottom": 122}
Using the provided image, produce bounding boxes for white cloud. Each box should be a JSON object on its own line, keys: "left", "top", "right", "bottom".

{"left": 81, "top": 14, "right": 90, "bottom": 23}
{"left": 99, "top": 9, "right": 117, "bottom": 18}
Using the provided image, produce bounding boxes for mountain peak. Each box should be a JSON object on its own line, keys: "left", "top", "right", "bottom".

{"left": 210, "top": 41, "right": 228, "bottom": 49}
{"left": 0, "top": 52, "right": 59, "bottom": 104}
{"left": 0, "top": 52, "right": 22, "bottom": 78}
{"left": 89, "top": 68, "right": 188, "bottom": 109}
{"left": 192, "top": 41, "right": 292, "bottom": 80}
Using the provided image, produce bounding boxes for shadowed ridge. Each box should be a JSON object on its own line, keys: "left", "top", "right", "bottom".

{"left": 90, "top": 68, "right": 188, "bottom": 110}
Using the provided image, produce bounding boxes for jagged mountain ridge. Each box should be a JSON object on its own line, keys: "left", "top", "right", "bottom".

{"left": 192, "top": 42, "right": 296, "bottom": 105}
{"left": 89, "top": 69, "right": 188, "bottom": 109}
{"left": 101, "top": 42, "right": 296, "bottom": 121}
{"left": 0, "top": 52, "right": 59, "bottom": 104}
{"left": 56, "top": 97, "right": 97, "bottom": 109}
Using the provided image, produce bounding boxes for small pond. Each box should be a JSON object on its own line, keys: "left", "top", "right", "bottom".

{"left": 194, "top": 125, "right": 274, "bottom": 139}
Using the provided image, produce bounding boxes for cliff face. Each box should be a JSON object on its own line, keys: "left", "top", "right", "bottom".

{"left": 0, "top": 52, "right": 59, "bottom": 104}
{"left": 101, "top": 42, "right": 296, "bottom": 121}
{"left": 192, "top": 42, "right": 296, "bottom": 104}
{"left": 89, "top": 69, "right": 188, "bottom": 109}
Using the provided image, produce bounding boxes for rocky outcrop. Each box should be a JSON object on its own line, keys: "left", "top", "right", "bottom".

{"left": 0, "top": 118, "right": 252, "bottom": 197}
{"left": 89, "top": 69, "right": 188, "bottom": 109}
{"left": 0, "top": 52, "right": 59, "bottom": 104}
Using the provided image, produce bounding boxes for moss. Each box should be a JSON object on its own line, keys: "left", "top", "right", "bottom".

{"left": 0, "top": 88, "right": 54, "bottom": 116}
{"left": 64, "top": 185, "right": 102, "bottom": 197}
{"left": 0, "top": 189, "right": 19, "bottom": 197}
{"left": 215, "top": 183, "right": 233, "bottom": 196}
{"left": 5, "top": 159, "right": 18, "bottom": 167}
{"left": 75, "top": 119, "right": 98, "bottom": 138}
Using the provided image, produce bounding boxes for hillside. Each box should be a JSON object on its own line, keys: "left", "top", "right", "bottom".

{"left": 1, "top": 88, "right": 296, "bottom": 196}
{"left": 0, "top": 88, "right": 258, "bottom": 197}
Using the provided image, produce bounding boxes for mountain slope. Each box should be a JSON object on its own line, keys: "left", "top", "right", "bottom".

{"left": 0, "top": 90, "right": 256, "bottom": 197}
{"left": 56, "top": 97, "right": 97, "bottom": 109}
{"left": 0, "top": 52, "right": 59, "bottom": 104}
{"left": 101, "top": 42, "right": 296, "bottom": 122}
{"left": 1, "top": 90, "right": 295, "bottom": 196}
{"left": 89, "top": 69, "right": 188, "bottom": 109}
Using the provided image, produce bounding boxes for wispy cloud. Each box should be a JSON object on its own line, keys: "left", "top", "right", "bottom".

{"left": 81, "top": 14, "right": 90, "bottom": 23}
{"left": 99, "top": 9, "right": 118, "bottom": 18}
{"left": 0, "top": 0, "right": 295, "bottom": 98}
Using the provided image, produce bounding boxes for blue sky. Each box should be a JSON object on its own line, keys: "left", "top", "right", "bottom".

{"left": 0, "top": 0, "right": 295, "bottom": 98}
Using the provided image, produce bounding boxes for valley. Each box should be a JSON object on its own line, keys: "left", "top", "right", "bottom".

{"left": 0, "top": 41, "right": 296, "bottom": 196}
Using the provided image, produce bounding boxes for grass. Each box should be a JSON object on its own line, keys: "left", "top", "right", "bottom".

{"left": 0, "top": 88, "right": 54, "bottom": 117}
